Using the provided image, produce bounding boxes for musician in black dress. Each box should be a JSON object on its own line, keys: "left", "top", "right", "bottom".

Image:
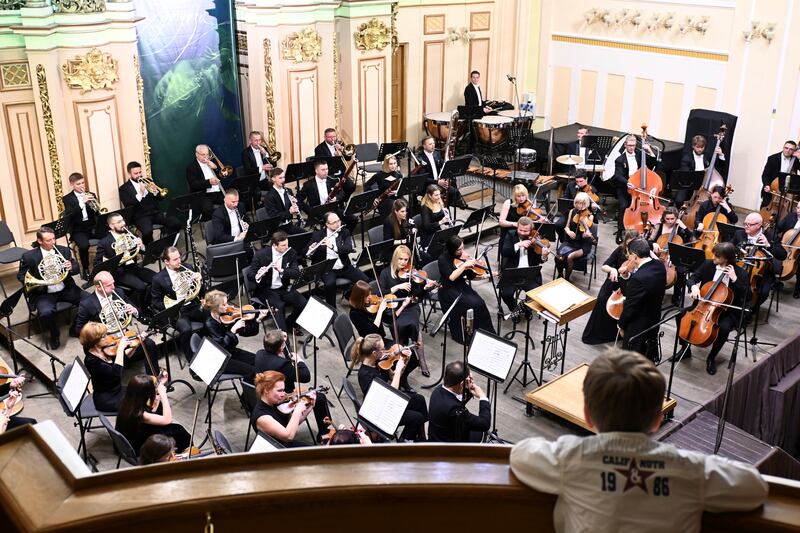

{"left": 365, "top": 154, "right": 402, "bottom": 219}
{"left": 306, "top": 212, "right": 368, "bottom": 307}
{"left": 776, "top": 202, "right": 800, "bottom": 298}
{"left": 647, "top": 206, "right": 692, "bottom": 305}
{"left": 251, "top": 370, "right": 315, "bottom": 447}
{"left": 116, "top": 374, "right": 191, "bottom": 454}
{"left": 263, "top": 167, "right": 304, "bottom": 234}
{"left": 200, "top": 290, "right": 266, "bottom": 382}
{"left": 79, "top": 321, "right": 131, "bottom": 412}
{"left": 352, "top": 334, "right": 428, "bottom": 441}
{"left": 732, "top": 212, "right": 786, "bottom": 307}
{"left": 379, "top": 245, "right": 436, "bottom": 345}
{"left": 118, "top": 161, "right": 180, "bottom": 244}
{"left": 555, "top": 193, "right": 594, "bottom": 281}
{"left": 419, "top": 185, "right": 454, "bottom": 251}
{"left": 612, "top": 135, "right": 657, "bottom": 242}
{"left": 348, "top": 279, "right": 389, "bottom": 339}
{"left": 438, "top": 236, "right": 495, "bottom": 344}
{"left": 582, "top": 230, "right": 640, "bottom": 345}
{"left": 500, "top": 216, "right": 548, "bottom": 313}
{"left": 383, "top": 198, "right": 412, "bottom": 245}
{"left": 695, "top": 185, "right": 737, "bottom": 233}
{"left": 62, "top": 172, "right": 100, "bottom": 278}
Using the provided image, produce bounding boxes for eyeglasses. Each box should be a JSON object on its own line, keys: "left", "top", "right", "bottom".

{"left": 744, "top": 222, "right": 760, "bottom": 226}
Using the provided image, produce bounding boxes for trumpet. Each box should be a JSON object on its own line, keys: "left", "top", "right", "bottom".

{"left": 85, "top": 192, "right": 108, "bottom": 214}
{"left": 140, "top": 175, "right": 168, "bottom": 197}
{"left": 208, "top": 147, "right": 234, "bottom": 178}
{"left": 258, "top": 139, "right": 282, "bottom": 166}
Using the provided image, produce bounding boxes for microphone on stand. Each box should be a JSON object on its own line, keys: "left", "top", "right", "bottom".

{"left": 465, "top": 308, "right": 474, "bottom": 338}
{"left": 506, "top": 74, "right": 516, "bottom": 83}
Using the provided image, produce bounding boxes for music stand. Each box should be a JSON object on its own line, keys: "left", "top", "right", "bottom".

{"left": 307, "top": 201, "right": 343, "bottom": 227}
{"left": 321, "top": 156, "right": 346, "bottom": 179}
{"left": 57, "top": 356, "right": 91, "bottom": 462}
{"left": 287, "top": 231, "right": 313, "bottom": 257}
{"left": 88, "top": 254, "right": 122, "bottom": 284}
{"left": 499, "top": 266, "right": 542, "bottom": 389}
{"left": 355, "top": 239, "right": 395, "bottom": 268}
{"left": 344, "top": 188, "right": 381, "bottom": 248}
{"left": 296, "top": 295, "right": 337, "bottom": 387}
{"left": 169, "top": 192, "right": 205, "bottom": 258}
{"left": 232, "top": 175, "right": 261, "bottom": 213}
{"left": 356, "top": 378, "right": 410, "bottom": 441}
{"left": 285, "top": 162, "right": 313, "bottom": 185}
{"left": 249, "top": 431, "right": 286, "bottom": 452}
{"left": 425, "top": 225, "right": 462, "bottom": 258}
{"left": 423, "top": 293, "right": 463, "bottom": 389}
{"left": 441, "top": 156, "right": 472, "bottom": 182}
{"left": 669, "top": 170, "right": 704, "bottom": 194}
{"left": 245, "top": 217, "right": 281, "bottom": 249}
{"left": 189, "top": 337, "right": 233, "bottom": 442}
{"left": 141, "top": 232, "right": 180, "bottom": 266}
{"left": 716, "top": 221, "right": 740, "bottom": 244}
{"left": 468, "top": 328, "right": 517, "bottom": 443}
{"left": 584, "top": 135, "right": 615, "bottom": 168}
{"left": 376, "top": 142, "right": 408, "bottom": 163}
{"left": 148, "top": 301, "right": 196, "bottom": 394}
{"left": 94, "top": 207, "right": 134, "bottom": 237}
{"left": 397, "top": 173, "right": 428, "bottom": 199}
{"left": 460, "top": 206, "right": 495, "bottom": 232}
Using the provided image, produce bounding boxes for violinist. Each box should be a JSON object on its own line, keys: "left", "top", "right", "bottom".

{"left": 138, "top": 434, "right": 177, "bottom": 465}
{"left": 380, "top": 245, "right": 437, "bottom": 343}
{"left": 80, "top": 321, "right": 132, "bottom": 412}
{"left": 679, "top": 242, "right": 749, "bottom": 375}
{"left": 251, "top": 370, "right": 315, "bottom": 447}
{"left": 0, "top": 370, "right": 35, "bottom": 433}
{"left": 255, "top": 330, "right": 331, "bottom": 442}
{"left": 349, "top": 280, "right": 389, "bottom": 339}
{"left": 75, "top": 271, "right": 159, "bottom": 376}
{"left": 351, "top": 334, "right": 428, "bottom": 441}
{"left": 613, "top": 135, "right": 656, "bottom": 242}
{"left": 695, "top": 185, "right": 737, "bottom": 232}
{"left": 555, "top": 193, "right": 594, "bottom": 281}
{"left": 200, "top": 290, "right": 266, "bottom": 382}
{"left": 678, "top": 134, "right": 727, "bottom": 206}
{"left": 438, "top": 236, "right": 495, "bottom": 344}
{"left": 263, "top": 167, "right": 304, "bottom": 235}
{"left": 563, "top": 171, "right": 600, "bottom": 211}
{"left": 428, "top": 360, "right": 490, "bottom": 443}
{"left": 648, "top": 207, "right": 692, "bottom": 305}
{"left": 365, "top": 154, "right": 403, "bottom": 219}
{"left": 499, "top": 184, "right": 547, "bottom": 247}
{"left": 500, "top": 216, "right": 548, "bottom": 313}
{"left": 248, "top": 230, "right": 306, "bottom": 333}
{"left": 419, "top": 184, "right": 454, "bottom": 250}
{"left": 776, "top": 202, "right": 800, "bottom": 298}
{"left": 732, "top": 212, "right": 787, "bottom": 307}
{"left": 761, "top": 141, "right": 798, "bottom": 207}
{"left": 583, "top": 230, "right": 640, "bottom": 345}
{"left": 116, "top": 374, "right": 191, "bottom": 455}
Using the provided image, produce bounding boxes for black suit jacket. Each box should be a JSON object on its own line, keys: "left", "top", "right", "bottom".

{"left": 248, "top": 247, "right": 301, "bottom": 297}
{"left": 500, "top": 230, "right": 545, "bottom": 282}
{"left": 93, "top": 232, "right": 142, "bottom": 269}
{"left": 761, "top": 152, "right": 799, "bottom": 204}
{"left": 696, "top": 199, "right": 738, "bottom": 227}
{"left": 17, "top": 245, "right": 80, "bottom": 303}
{"left": 253, "top": 350, "right": 310, "bottom": 393}
{"left": 428, "top": 385, "right": 491, "bottom": 442}
{"left": 564, "top": 180, "right": 598, "bottom": 201}
{"left": 777, "top": 211, "right": 799, "bottom": 235}
{"left": 75, "top": 287, "right": 135, "bottom": 333}
{"left": 314, "top": 142, "right": 338, "bottom": 158}
{"left": 263, "top": 186, "right": 295, "bottom": 222}
{"left": 307, "top": 228, "right": 355, "bottom": 267}
{"left": 618, "top": 259, "right": 666, "bottom": 345}
{"left": 418, "top": 150, "right": 444, "bottom": 186}
{"left": 732, "top": 228, "right": 787, "bottom": 264}
{"left": 118, "top": 180, "right": 161, "bottom": 217}
{"left": 241, "top": 145, "right": 266, "bottom": 177}
{"left": 463, "top": 83, "right": 483, "bottom": 108}
{"left": 62, "top": 191, "right": 98, "bottom": 234}
{"left": 612, "top": 152, "right": 657, "bottom": 188}
{"left": 689, "top": 260, "right": 749, "bottom": 310}
{"left": 186, "top": 160, "right": 220, "bottom": 194}
{"left": 296, "top": 177, "right": 341, "bottom": 214}
{"left": 210, "top": 204, "right": 249, "bottom": 244}
{"left": 150, "top": 264, "right": 202, "bottom": 314}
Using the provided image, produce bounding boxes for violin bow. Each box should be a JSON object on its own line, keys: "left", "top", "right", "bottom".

{"left": 292, "top": 330, "right": 301, "bottom": 390}
{"left": 325, "top": 374, "right": 357, "bottom": 430}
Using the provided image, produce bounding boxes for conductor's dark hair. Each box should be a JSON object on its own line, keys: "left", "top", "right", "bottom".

{"left": 713, "top": 242, "right": 737, "bottom": 265}
{"left": 444, "top": 361, "right": 470, "bottom": 387}
{"left": 445, "top": 236, "right": 463, "bottom": 255}
{"left": 628, "top": 238, "right": 651, "bottom": 258}
{"left": 127, "top": 161, "right": 142, "bottom": 173}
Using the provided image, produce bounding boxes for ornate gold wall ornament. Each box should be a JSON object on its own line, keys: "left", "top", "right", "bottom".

{"left": 0, "top": 63, "right": 31, "bottom": 90}
{"left": 61, "top": 48, "right": 119, "bottom": 94}
{"left": 281, "top": 27, "right": 323, "bottom": 63}
{"left": 333, "top": 31, "right": 340, "bottom": 130}
{"left": 0, "top": 1, "right": 25, "bottom": 10}
{"left": 354, "top": 17, "right": 391, "bottom": 52}
{"left": 390, "top": 2, "right": 399, "bottom": 54}
{"left": 36, "top": 65, "right": 64, "bottom": 215}
{"left": 263, "top": 38, "right": 277, "bottom": 152}
{"left": 133, "top": 55, "right": 152, "bottom": 179}
{"left": 51, "top": 0, "right": 106, "bottom": 13}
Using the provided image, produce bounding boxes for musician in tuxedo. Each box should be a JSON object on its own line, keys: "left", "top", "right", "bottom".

{"left": 695, "top": 186, "right": 738, "bottom": 232}
{"left": 93, "top": 213, "right": 154, "bottom": 307}
{"left": 428, "top": 361, "right": 491, "bottom": 443}
{"left": 314, "top": 127, "right": 356, "bottom": 199}
{"left": 17, "top": 226, "right": 83, "bottom": 349}
{"left": 560, "top": 125, "right": 592, "bottom": 175}
{"left": 150, "top": 246, "right": 208, "bottom": 358}
{"left": 677, "top": 135, "right": 727, "bottom": 206}
{"left": 186, "top": 144, "right": 224, "bottom": 221}
{"left": 241, "top": 130, "right": 274, "bottom": 189}
{"left": 62, "top": 172, "right": 100, "bottom": 279}
{"left": 732, "top": 212, "right": 786, "bottom": 307}
{"left": 263, "top": 167, "right": 304, "bottom": 234}
{"left": 499, "top": 217, "right": 547, "bottom": 313}
{"left": 612, "top": 135, "right": 657, "bottom": 242}
{"left": 777, "top": 202, "right": 800, "bottom": 298}
{"left": 75, "top": 271, "right": 159, "bottom": 374}
{"left": 118, "top": 161, "right": 180, "bottom": 244}
{"left": 297, "top": 159, "right": 356, "bottom": 231}
{"left": 617, "top": 238, "right": 667, "bottom": 361}
{"left": 761, "top": 140, "right": 798, "bottom": 207}
{"left": 463, "top": 70, "right": 492, "bottom": 115}
{"left": 305, "top": 212, "right": 368, "bottom": 307}
{"left": 247, "top": 231, "right": 306, "bottom": 333}
{"left": 417, "top": 136, "right": 463, "bottom": 208}
{"left": 210, "top": 188, "right": 249, "bottom": 245}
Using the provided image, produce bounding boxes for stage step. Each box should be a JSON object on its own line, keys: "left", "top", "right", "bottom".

{"left": 661, "top": 410, "right": 800, "bottom": 480}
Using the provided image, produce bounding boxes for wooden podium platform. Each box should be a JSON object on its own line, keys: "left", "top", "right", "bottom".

{"left": 525, "top": 363, "right": 677, "bottom": 432}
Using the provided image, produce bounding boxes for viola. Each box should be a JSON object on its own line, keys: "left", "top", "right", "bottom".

{"left": 377, "top": 342, "right": 419, "bottom": 370}
{"left": 678, "top": 274, "right": 733, "bottom": 347}
{"left": 605, "top": 256, "right": 636, "bottom": 320}
{"left": 220, "top": 305, "right": 259, "bottom": 324}
{"left": 102, "top": 330, "right": 143, "bottom": 352}
{"left": 453, "top": 254, "right": 490, "bottom": 277}
{"left": 623, "top": 124, "right": 666, "bottom": 233}
{"left": 683, "top": 124, "right": 727, "bottom": 228}
{"left": 694, "top": 185, "right": 733, "bottom": 260}
{"left": 277, "top": 385, "right": 330, "bottom": 415}
{"left": 780, "top": 223, "right": 800, "bottom": 280}
{"left": 365, "top": 294, "right": 409, "bottom": 314}
{"left": 398, "top": 266, "right": 442, "bottom": 289}
{"left": 656, "top": 208, "right": 687, "bottom": 289}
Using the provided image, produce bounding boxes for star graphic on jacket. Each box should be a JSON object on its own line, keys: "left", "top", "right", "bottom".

{"left": 615, "top": 458, "right": 654, "bottom": 493}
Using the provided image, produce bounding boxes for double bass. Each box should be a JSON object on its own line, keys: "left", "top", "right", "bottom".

{"left": 678, "top": 273, "right": 733, "bottom": 347}
{"left": 683, "top": 124, "right": 727, "bottom": 228}
{"left": 694, "top": 185, "right": 733, "bottom": 260}
{"left": 623, "top": 124, "right": 666, "bottom": 233}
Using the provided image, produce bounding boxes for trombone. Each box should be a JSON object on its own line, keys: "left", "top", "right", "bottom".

{"left": 208, "top": 147, "right": 234, "bottom": 178}
{"left": 258, "top": 139, "right": 281, "bottom": 166}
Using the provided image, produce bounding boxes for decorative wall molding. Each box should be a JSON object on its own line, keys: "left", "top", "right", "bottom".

{"left": 35, "top": 64, "right": 63, "bottom": 215}
{"left": 0, "top": 63, "right": 31, "bottom": 91}
{"left": 470, "top": 12, "right": 490, "bottom": 32}
{"left": 61, "top": 48, "right": 119, "bottom": 94}
{"left": 552, "top": 34, "right": 728, "bottom": 62}
{"left": 333, "top": 32, "right": 340, "bottom": 131}
{"left": 584, "top": 8, "right": 709, "bottom": 36}
{"left": 51, "top": 0, "right": 106, "bottom": 13}
{"left": 354, "top": 17, "right": 392, "bottom": 53}
{"left": 390, "top": 2, "right": 399, "bottom": 55}
{"left": 133, "top": 54, "right": 151, "bottom": 179}
{"left": 236, "top": 30, "right": 248, "bottom": 57}
{"left": 424, "top": 14, "right": 445, "bottom": 35}
{"left": 281, "top": 27, "right": 322, "bottom": 64}
{"left": 263, "top": 38, "right": 277, "bottom": 152}
{"left": 446, "top": 27, "right": 472, "bottom": 46}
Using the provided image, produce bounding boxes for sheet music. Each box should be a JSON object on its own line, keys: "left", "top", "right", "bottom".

{"left": 358, "top": 379, "right": 408, "bottom": 436}
{"left": 297, "top": 296, "right": 335, "bottom": 339}
{"left": 249, "top": 433, "right": 283, "bottom": 453}
{"left": 63, "top": 359, "right": 89, "bottom": 413}
{"left": 190, "top": 339, "right": 228, "bottom": 386}
{"left": 536, "top": 282, "right": 588, "bottom": 314}
{"left": 468, "top": 330, "right": 517, "bottom": 382}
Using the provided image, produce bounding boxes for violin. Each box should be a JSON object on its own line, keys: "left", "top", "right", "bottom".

{"left": 219, "top": 304, "right": 260, "bottom": 324}
{"left": 376, "top": 342, "right": 420, "bottom": 370}
{"left": 0, "top": 363, "right": 29, "bottom": 418}
{"left": 398, "top": 266, "right": 442, "bottom": 288}
{"left": 579, "top": 184, "right": 600, "bottom": 205}
{"left": 365, "top": 294, "right": 410, "bottom": 313}
{"left": 678, "top": 273, "right": 733, "bottom": 347}
{"left": 277, "top": 385, "right": 330, "bottom": 415}
{"left": 520, "top": 230, "right": 551, "bottom": 257}
{"left": 453, "top": 254, "right": 490, "bottom": 277}
{"left": 173, "top": 446, "right": 204, "bottom": 460}
{"left": 623, "top": 124, "right": 666, "bottom": 233}
{"left": 101, "top": 330, "right": 144, "bottom": 352}
{"left": 695, "top": 185, "right": 733, "bottom": 260}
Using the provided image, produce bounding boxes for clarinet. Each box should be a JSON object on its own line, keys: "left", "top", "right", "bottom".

{"left": 186, "top": 213, "right": 210, "bottom": 289}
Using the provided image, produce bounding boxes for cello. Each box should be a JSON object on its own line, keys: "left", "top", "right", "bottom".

{"left": 683, "top": 124, "right": 727, "bottom": 228}
{"left": 678, "top": 273, "right": 733, "bottom": 347}
{"left": 780, "top": 219, "right": 800, "bottom": 280}
{"left": 623, "top": 124, "right": 666, "bottom": 234}
{"left": 694, "top": 185, "right": 733, "bottom": 260}
{"left": 655, "top": 208, "right": 687, "bottom": 289}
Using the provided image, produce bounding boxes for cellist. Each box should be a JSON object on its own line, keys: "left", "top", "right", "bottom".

{"left": 732, "top": 212, "right": 787, "bottom": 307}
{"left": 776, "top": 202, "right": 800, "bottom": 298}
{"left": 678, "top": 242, "right": 748, "bottom": 375}
{"left": 760, "top": 141, "right": 798, "bottom": 208}
{"left": 694, "top": 186, "right": 737, "bottom": 233}
{"left": 613, "top": 135, "right": 656, "bottom": 243}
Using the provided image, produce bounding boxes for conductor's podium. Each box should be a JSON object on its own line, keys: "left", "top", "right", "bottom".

{"left": 1, "top": 422, "right": 799, "bottom": 532}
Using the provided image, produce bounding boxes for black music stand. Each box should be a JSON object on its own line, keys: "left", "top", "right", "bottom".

{"left": 669, "top": 170, "right": 704, "bottom": 195}
{"left": 557, "top": 197, "right": 573, "bottom": 217}
{"left": 584, "top": 135, "right": 615, "bottom": 172}
{"left": 355, "top": 239, "right": 395, "bottom": 269}
{"left": 232, "top": 175, "right": 261, "bottom": 213}
{"left": 306, "top": 201, "right": 343, "bottom": 227}
{"left": 148, "top": 302, "right": 196, "bottom": 393}
{"left": 287, "top": 231, "right": 313, "bottom": 258}
{"left": 460, "top": 206, "right": 495, "bottom": 232}
{"left": 87, "top": 254, "right": 122, "bottom": 285}
{"left": 422, "top": 293, "right": 463, "bottom": 389}
{"left": 296, "top": 294, "right": 338, "bottom": 387}
{"left": 501, "top": 268, "right": 542, "bottom": 394}
{"left": 426, "top": 225, "right": 462, "bottom": 258}
{"left": 320, "top": 156, "right": 346, "bottom": 179}
{"left": 716, "top": 221, "right": 740, "bottom": 244}
{"left": 291, "top": 258, "right": 335, "bottom": 292}
{"left": 344, "top": 188, "right": 382, "bottom": 248}
{"left": 168, "top": 192, "right": 205, "bottom": 259}
{"left": 468, "top": 328, "right": 518, "bottom": 443}
{"left": 376, "top": 142, "right": 408, "bottom": 163}
{"left": 285, "top": 162, "right": 313, "bottom": 185}
{"left": 398, "top": 173, "right": 428, "bottom": 199}
{"left": 245, "top": 217, "right": 281, "bottom": 249}
{"left": 142, "top": 232, "right": 180, "bottom": 266}
{"left": 189, "top": 337, "right": 233, "bottom": 443}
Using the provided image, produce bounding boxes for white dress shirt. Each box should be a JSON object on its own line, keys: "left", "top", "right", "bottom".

{"left": 424, "top": 151, "right": 439, "bottom": 181}
{"left": 227, "top": 208, "right": 241, "bottom": 238}
{"left": 781, "top": 155, "right": 795, "bottom": 173}
{"left": 42, "top": 248, "right": 65, "bottom": 293}
{"left": 200, "top": 162, "right": 220, "bottom": 193}
{"left": 471, "top": 83, "right": 482, "bottom": 105}
{"left": 326, "top": 142, "right": 337, "bottom": 156}
{"left": 315, "top": 177, "right": 329, "bottom": 204}
{"left": 270, "top": 248, "right": 287, "bottom": 289}
{"left": 251, "top": 146, "right": 266, "bottom": 180}
{"left": 693, "top": 153, "right": 705, "bottom": 171}
{"left": 133, "top": 180, "right": 148, "bottom": 202}
{"left": 712, "top": 265, "right": 731, "bottom": 285}
{"left": 74, "top": 192, "right": 89, "bottom": 221}
{"left": 514, "top": 240, "right": 530, "bottom": 268}
{"left": 626, "top": 153, "right": 639, "bottom": 175}
{"left": 325, "top": 229, "right": 343, "bottom": 270}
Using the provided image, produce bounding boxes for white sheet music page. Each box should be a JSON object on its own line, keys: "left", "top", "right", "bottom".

{"left": 297, "top": 297, "right": 334, "bottom": 339}
{"left": 190, "top": 340, "right": 228, "bottom": 386}
{"left": 358, "top": 380, "right": 408, "bottom": 436}
{"left": 468, "top": 330, "right": 516, "bottom": 382}
{"left": 249, "top": 434, "right": 281, "bottom": 453}
{"left": 536, "top": 282, "right": 588, "bottom": 314}
{"left": 63, "top": 362, "right": 89, "bottom": 413}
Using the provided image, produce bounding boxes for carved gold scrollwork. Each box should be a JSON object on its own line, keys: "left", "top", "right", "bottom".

{"left": 51, "top": 0, "right": 106, "bottom": 13}
{"left": 263, "top": 38, "right": 277, "bottom": 152}
{"left": 133, "top": 54, "right": 152, "bottom": 179}
{"left": 61, "top": 48, "right": 119, "bottom": 94}
{"left": 36, "top": 65, "right": 64, "bottom": 215}
{"left": 333, "top": 31, "right": 340, "bottom": 130}
{"left": 390, "top": 2, "right": 399, "bottom": 54}
{"left": 354, "top": 17, "right": 392, "bottom": 52}
{"left": 281, "top": 27, "right": 323, "bottom": 64}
